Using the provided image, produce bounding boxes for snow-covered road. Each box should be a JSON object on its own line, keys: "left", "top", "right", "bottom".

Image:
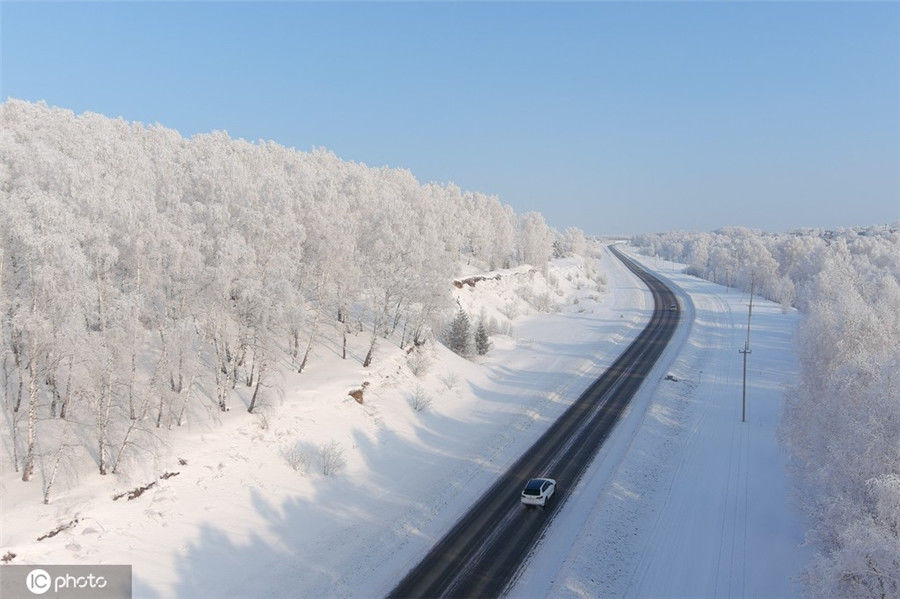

{"left": 389, "top": 245, "right": 680, "bottom": 598}
{"left": 511, "top": 249, "right": 808, "bottom": 598}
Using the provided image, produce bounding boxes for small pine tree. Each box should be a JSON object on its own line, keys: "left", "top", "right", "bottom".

{"left": 475, "top": 321, "right": 490, "bottom": 355}
{"left": 446, "top": 307, "right": 471, "bottom": 356}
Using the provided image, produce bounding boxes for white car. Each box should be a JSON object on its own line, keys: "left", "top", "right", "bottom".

{"left": 521, "top": 477, "right": 556, "bottom": 507}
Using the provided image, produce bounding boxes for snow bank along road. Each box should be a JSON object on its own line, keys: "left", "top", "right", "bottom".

{"left": 389, "top": 245, "right": 680, "bottom": 599}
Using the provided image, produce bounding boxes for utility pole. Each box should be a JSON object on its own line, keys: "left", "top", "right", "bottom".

{"left": 739, "top": 279, "right": 754, "bottom": 422}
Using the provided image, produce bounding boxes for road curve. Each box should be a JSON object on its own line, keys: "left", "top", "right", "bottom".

{"left": 389, "top": 245, "right": 680, "bottom": 599}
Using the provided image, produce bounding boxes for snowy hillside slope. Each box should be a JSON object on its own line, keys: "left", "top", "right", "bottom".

{"left": 1, "top": 245, "right": 653, "bottom": 598}
{"left": 511, "top": 248, "right": 807, "bottom": 598}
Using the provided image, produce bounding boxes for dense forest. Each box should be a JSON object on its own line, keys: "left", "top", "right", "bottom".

{"left": 0, "top": 100, "right": 584, "bottom": 502}
{"left": 633, "top": 226, "right": 899, "bottom": 598}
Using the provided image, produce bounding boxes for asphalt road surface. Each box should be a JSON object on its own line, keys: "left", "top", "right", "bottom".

{"left": 389, "top": 245, "right": 680, "bottom": 599}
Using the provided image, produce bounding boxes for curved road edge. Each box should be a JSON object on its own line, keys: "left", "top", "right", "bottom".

{"left": 389, "top": 245, "right": 689, "bottom": 599}
{"left": 506, "top": 245, "right": 697, "bottom": 597}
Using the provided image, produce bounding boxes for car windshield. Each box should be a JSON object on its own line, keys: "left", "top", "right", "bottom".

{"left": 523, "top": 479, "right": 544, "bottom": 495}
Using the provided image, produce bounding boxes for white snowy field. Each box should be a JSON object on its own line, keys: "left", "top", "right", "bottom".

{"left": 511, "top": 248, "right": 808, "bottom": 599}
{"left": 2, "top": 246, "right": 655, "bottom": 598}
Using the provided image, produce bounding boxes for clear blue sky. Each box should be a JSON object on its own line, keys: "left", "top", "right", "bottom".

{"left": 2, "top": 2, "right": 898, "bottom": 234}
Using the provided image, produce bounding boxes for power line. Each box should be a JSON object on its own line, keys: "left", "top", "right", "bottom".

{"left": 739, "top": 279, "right": 754, "bottom": 423}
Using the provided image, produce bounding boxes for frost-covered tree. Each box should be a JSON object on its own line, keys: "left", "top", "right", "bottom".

{"left": 518, "top": 212, "right": 554, "bottom": 274}
{"left": 564, "top": 227, "right": 587, "bottom": 256}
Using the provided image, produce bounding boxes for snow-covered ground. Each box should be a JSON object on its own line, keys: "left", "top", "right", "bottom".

{"left": 511, "top": 248, "right": 808, "bottom": 598}
{"left": 2, "top": 246, "right": 655, "bottom": 598}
